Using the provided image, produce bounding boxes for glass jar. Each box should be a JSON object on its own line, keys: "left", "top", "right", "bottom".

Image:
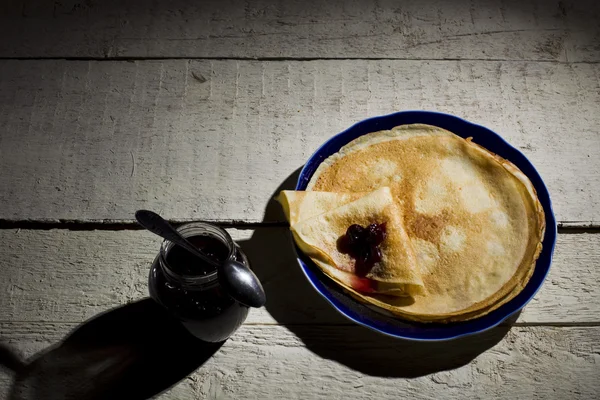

{"left": 148, "top": 222, "right": 250, "bottom": 342}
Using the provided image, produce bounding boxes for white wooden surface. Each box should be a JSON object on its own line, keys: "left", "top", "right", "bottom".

{"left": 0, "top": 229, "right": 599, "bottom": 325}
{"left": 0, "top": 0, "right": 599, "bottom": 61}
{"left": 1, "top": 60, "right": 599, "bottom": 224}
{"left": 0, "top": 0, "right": 599, "bottom": 398}
{"left": 1, "top": 323, "right": 599, "bottom": 399}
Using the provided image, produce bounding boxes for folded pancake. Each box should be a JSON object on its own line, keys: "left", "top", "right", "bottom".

{"left": 307, "top": 124, "right": 545, "bottom": 321}
{"left": 276, "top": 190, "right": 363, "bottom": 225}
{"left": 286, "top": 187, "right": 425, "bottom": 297}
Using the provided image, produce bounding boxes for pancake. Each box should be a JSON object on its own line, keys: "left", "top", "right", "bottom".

{"left": 306, "top": 124, "right": 545, "bottom": 321}
{"left": 283, "top": 187, "right": 424, "bottom": 297}
{"left": 276, "top": 191, "right": 363, "bottom": 225}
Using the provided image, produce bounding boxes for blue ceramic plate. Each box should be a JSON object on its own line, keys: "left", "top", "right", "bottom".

{"left": 294, "top": 111, "right": 556, "bottom": 341}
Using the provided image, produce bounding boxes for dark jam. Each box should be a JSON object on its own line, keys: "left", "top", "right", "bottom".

{"left": 148, "top": 235, "right": 249, "bottom": 343}
{"left": 166, "top": 236, "right": 229, "bottom": 276}
{"left": 338, "top": 223, "right": 387, "bottom": 276}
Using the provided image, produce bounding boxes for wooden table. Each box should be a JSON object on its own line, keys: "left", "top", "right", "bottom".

{"left": 1, "top": 0, "right": 599, "bottom": 398}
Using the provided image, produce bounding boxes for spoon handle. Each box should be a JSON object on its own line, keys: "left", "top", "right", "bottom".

{"left": 135, "top": 210, "right": 218, "bottom": 267}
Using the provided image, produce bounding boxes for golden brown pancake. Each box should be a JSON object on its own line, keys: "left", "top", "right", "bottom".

{"left": 306, "top": 124, "right": 545, "bottom": 321}
{"left": 276, "top": 191, "right": 364, "bottom": 225}
{"left": 278, "top": 188, "right": 425, "bottom": 296}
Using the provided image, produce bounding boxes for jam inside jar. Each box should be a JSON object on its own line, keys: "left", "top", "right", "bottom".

{"left": 148, "top": 222, "right": 250, "bottom": 342}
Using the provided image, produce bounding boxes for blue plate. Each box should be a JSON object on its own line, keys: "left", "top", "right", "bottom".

{"left": 294, "top": 111, "right": 556, "bottom": 341}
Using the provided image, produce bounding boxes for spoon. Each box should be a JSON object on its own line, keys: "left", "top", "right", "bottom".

{"left": 135, "top": 210, "right": 266, "bottom": 308}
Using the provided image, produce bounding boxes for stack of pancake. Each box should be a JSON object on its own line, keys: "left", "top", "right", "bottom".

{"left": 277, "top": 124, "right": 545, "bottom": 322}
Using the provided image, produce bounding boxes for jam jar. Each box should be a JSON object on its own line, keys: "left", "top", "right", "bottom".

{"left": 148, "top": 222, "right": 250, "bottom": 342}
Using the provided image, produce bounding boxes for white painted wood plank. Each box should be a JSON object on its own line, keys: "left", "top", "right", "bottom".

{"left": 0, "top": 229, "right": 598, "bottom": 324}
{"left": 0, "top": 0, "right": 599, "bottom": 61}
{"left": 0, "top": 323, "right": 598, "bottom": 399}
{"left": 0, "top": 60, "right": 599, "bottom": 223}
